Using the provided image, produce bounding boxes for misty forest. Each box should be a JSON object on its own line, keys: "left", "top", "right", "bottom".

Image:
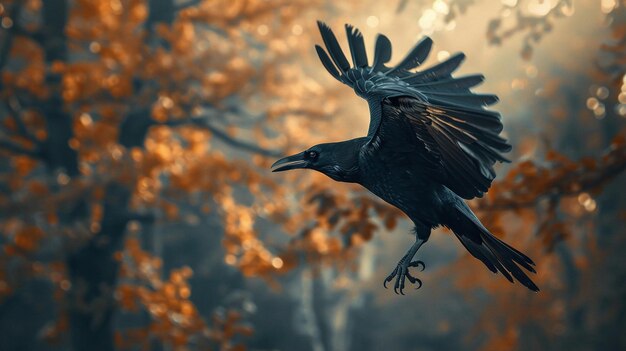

{"left": 0, "top": 0, "right": 625, "bottom": 350}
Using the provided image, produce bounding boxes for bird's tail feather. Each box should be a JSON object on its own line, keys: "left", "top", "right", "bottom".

{"left": 446, "top": 200, "right": 539, "bottom": 292}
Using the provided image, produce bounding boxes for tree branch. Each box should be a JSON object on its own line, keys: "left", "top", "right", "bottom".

{"left": 0, "top": 138, "right": 40, "bottom": 157}
{"left": 175, "top": 0, "right": 202, "bottom": 11}
{"left": 4, "top": 97, "right": 40, "bottom": 144}
{"left": 12, "top": 22, "right": 45, "bottom": 45}
{"left": 125, "top": 212, "right": 156, "bottom": 223}
{"left": 203, "top": 123, "right": 282, "bottom": 157}
{"left": 162, "top": 117, "right": 283, "bottom": 157}
{"left": 476, "top": 144, "right": 626, "bottom": 212}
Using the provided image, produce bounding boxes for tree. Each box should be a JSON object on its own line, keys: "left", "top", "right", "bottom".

{"left": 0, "top": 0, "right": 336, "bottom": 349}
{"left": 1, "top": 0, "right": 625, "bottom": 350}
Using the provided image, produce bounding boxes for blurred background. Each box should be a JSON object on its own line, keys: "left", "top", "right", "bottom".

{"left": 0, "top": 0, "right": 624, "bottom": 350}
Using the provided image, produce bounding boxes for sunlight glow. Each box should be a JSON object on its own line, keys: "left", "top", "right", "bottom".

{"left": 271, "top": 257, "right": 284, "bottom": 269}
{"left": 527, "top": 0, "right": 555, "bottom": 17}
{"left": 366, "top": 15, "right": 379, "bottom": 28}
{"left": 586, "top": 97, "right": 599, "bottom": 110}
{"left": 433, "top": 0, "right": 449, "bottom": 14}
{"left": 437, "top": 50, "right": 450, "bottom": 62}
{"left": 601, "top": 0, "right": 617, "bottom": 14}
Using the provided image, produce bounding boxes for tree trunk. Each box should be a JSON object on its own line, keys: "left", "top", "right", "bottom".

{"left": 67, "top": 183, "right": 132, "bottom": 351}
{"left": 38, "top": 0, "right": 174, "bottom": 349}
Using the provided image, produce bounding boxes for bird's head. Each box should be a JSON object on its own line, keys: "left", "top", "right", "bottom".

{"left": 271, "top": 139, "right": 363, "bottom": 183}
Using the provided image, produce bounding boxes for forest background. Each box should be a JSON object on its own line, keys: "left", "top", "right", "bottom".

{"left": 0, "top": 0, "right": 625, "bottom": 350}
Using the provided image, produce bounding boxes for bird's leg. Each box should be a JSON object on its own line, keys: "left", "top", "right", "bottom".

{"left": 384, "top": 224, "right": 430, "bottom": 295}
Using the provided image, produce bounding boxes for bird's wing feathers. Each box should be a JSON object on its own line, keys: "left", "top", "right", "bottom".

{"left": 316, "top": 21, "right": 464, "bottom": 99}
{"left": 315, "top": 45, "right": 341, "bottom": 80}
{"left": 315, "top": 22, "right": 510, "bottom": 199}
{"left": 345, "top": 24, "right": 368, "bottom": 68}
{"left": 377, "top": 97, "right": 510, "bottom": 199}
{"left": 403, "top": 52, "right": 465, "bottom": 84}
{"left": 317, "top": 22, "right": 351, "bottom": 72}
{"left": 385, "top": 36, "right": 432, "bottom": 75}
{"left": 371, "top": 33, "right": 393, "bottom": 72}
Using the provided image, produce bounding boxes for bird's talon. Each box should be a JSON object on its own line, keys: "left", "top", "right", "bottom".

{"left": 406, "top": 271, "right": 417, "bottom": 284}
{"left": 383, "top": 276, "right": 393, "bottom": 289}
{"left": 383, "top": 266, "right": 399, "bottom": 289}
{"left": 383, "top": 260, "right": 425, "bottom": 294}
{"left": 409, "top": 260, "right": 425, "bottom": 271}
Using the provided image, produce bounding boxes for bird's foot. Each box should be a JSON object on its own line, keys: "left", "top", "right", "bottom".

{"left": 383, "top": 259, "right": 425, "bottom": 295}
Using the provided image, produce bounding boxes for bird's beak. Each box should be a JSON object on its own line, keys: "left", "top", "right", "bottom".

{"left": 271, "top": 152, "right": 308, "bottom": 172}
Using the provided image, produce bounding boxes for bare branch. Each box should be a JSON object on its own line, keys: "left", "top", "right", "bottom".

{"left": 175, "top": 0, "right": 202, "bottom": 11}
{"left": 0, "top": 138, "right": 40, "bottom": 158}
{"left": 4, "top": 97, "right": 40, "bottom": 144}
{"left": 202, "top": 123, "right": 282, "bottom": 157}
{"left": 125, "top": 212, "right": 156, "bottom": 223}
{"left": 162, "top": 117, "right": 283, "bottom": 157}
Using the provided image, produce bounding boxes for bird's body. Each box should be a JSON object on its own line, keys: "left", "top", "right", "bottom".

{"left": 360, "top": 147, "right": 443, "bottom": 228}
{"left": 359, "top": 102, "right": 450, "bottom": 227}
{"left": 360, "top": 154, "right": 450, "bottom": 229}
{"left": 272, "top": 22, "right": 539, "bottom": 293}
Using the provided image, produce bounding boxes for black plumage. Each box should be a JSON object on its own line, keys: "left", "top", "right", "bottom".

{"left": 272, "top": 22, "right": 538, "bottom": 293}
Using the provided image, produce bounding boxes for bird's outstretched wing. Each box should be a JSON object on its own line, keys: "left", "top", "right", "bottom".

{"left": 315, "top": 22, "right": 510, "bottom": 199}
{"left": 377, "top": 97, "right": 510, "bottom": 199}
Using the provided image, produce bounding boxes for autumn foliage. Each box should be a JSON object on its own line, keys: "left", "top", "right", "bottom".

{"left": 0, "top": 0, "right": 625, "bottom": 351}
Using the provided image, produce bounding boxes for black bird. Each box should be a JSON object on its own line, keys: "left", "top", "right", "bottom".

{"left": 272, "top": 22, "right": 538, "bottom": 294}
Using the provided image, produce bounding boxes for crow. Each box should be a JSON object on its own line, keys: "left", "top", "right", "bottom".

{"left": 271, "top": 22, "right": 538, "bottom": 294}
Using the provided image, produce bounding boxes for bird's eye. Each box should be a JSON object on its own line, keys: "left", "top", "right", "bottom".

{"left": 307, "top": 151, "right": 319, "bottom": 159}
